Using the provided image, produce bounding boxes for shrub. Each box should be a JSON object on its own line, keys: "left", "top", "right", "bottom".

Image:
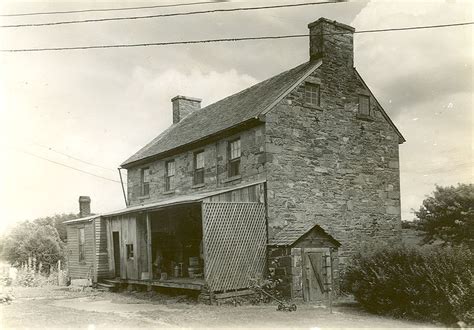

{"left": 343, "top": 245, "right": 474, "bottom": 325}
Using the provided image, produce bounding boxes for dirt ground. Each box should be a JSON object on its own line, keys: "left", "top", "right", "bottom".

{"left": 0, "top": 285, "right": 437, "bottom": 329}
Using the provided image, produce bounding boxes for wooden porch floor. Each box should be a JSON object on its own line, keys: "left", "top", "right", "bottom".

{"left": 103, "top": 277, "right": 205, "bottom": 291}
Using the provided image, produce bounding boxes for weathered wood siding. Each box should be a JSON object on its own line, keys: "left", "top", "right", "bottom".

{"left": 203, "top": 183, "right": 265, "bottom": 203}
{"left": 95, "top": 218, "right": 109, "bottom": 280}
{"left": 108, "top": 215, "right": 139, "bottom": 280}
{"left": 66, "top": 221, "right": 94, "bottom": 279}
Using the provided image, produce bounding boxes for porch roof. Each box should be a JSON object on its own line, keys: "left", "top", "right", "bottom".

{"left": 101, "top": 180, "right": 265, "bottom": 218}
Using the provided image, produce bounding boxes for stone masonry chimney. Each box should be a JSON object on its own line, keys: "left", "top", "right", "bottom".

{"left": 171, "top": 96, "right": 201, "bottom": 124}
{"left": 308, "top": 18, "right": 355, "bottom": 67}
{"left": 79, "top": 196, "right": 91, "bottom": 217}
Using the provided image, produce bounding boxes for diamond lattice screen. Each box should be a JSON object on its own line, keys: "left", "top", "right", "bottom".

{"left": 202, "top": 202, "right": 266, "bottom": 292}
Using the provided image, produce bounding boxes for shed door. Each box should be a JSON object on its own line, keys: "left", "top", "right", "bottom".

{"left": 303, "top": 250, "right": 327, "bottom": 302}
{"left": 202, "top": 202, "right": 266, "bottom": 292}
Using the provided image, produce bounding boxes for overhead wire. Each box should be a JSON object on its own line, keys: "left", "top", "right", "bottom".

{"left": 8, "top": 146, "right": 121, "bottom": 183}
{"left": 1, "top": 21, "right": 473, "bottom": 53}
{"left": 0, "top": 1, "right": 338, "bottom": 28}
{"left": 0, "top": 1, "right": 221, "bottom": 17}
{"left": 32, "top": 142, "right": 118, "bottom": 172}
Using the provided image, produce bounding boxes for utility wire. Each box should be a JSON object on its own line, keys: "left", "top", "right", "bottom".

{"left": 0, "top": 1, "right": 337, "bottom": 28}
{"left": 10, "top": 147, "right": 121, "bottom": 183}
{"left": 1, "top": 21, "right": 473, "bottom": 53}
{"left": 0, "top": 1, "right": 220, "bottom": 17}
{"left": 32, "top": 142, "right": 118, "bottom": 172}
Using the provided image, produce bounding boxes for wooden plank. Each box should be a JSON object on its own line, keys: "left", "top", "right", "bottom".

{"left": 146, "top": 213, "right": 152, "bottom": 290}
{"left": 92, "top": 218, "right": 97, "bottom": 283}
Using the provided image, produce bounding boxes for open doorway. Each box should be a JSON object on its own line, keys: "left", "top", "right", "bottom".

{"left": 112, "top": 231, "right": 120, "bottom": 278}
{"left": 150, "top": 204, "right": 203, "bottom": 281}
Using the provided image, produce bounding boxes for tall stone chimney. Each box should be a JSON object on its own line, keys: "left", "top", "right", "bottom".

{"left": 171, "top": 95, "right": 201, "bottom": 124}
{"left": 79, "top": 196, "right": 91, "bottom": 217}
{"left": 308, "top": 18, "right": 355, "bottom": 67}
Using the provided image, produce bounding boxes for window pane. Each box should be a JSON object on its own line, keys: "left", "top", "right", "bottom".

{"left": 230, "top": 139, "right": 241, "bottom": 160}
{"left": 195, "top": 152, "right": 204, "bottom": 169}
{"left": 143, "top": 168, "right": 150, "bottom": 183}
{"left": 166, "top": 160, "right": 175, "bottom": 177}
{"left": 305, "top": 83, "right": 320, "bottom": 105}
{"left": 359, "top": 95, "right": 370, "bottom": 116}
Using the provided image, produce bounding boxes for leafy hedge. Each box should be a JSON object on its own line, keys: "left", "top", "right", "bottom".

{"left": 343, "top": 245, "right": 474, "bottom": 326}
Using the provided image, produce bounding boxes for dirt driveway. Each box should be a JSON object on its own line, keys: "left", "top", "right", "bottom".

{"left": 1, "top": 286, "right": 436, "bottom": 329}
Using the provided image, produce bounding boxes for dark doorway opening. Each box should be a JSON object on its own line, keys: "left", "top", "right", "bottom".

{"left": 112, "top": 231, "right": 121, "bottom": 278}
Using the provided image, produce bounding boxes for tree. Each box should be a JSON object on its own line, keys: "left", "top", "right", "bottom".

{"left": 3, "top": 218, "right": 66, "bottom": 272}
{"left": 415, "top": 184, "right": 474, "bottom": 248}
{"left": 34, "top": 213, "right": 78, "bottom": 242}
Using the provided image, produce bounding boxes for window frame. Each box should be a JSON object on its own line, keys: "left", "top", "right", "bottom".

{"left": 140, "top": 167, "right": 150, "bottom": 196}
{"left": 126, "top": 244, "right": 134, "bottom": 260}
{"left": 228, "top": 138, "right": 241, "bottom": 177}
{"left": 358, "top": 94, "right": 371, "bottom": 118}
{"left": 164, "top": 159, "right": 175, "bottom": 192}
{"left": 78, "top": 227, "right": 85, "bottom": 263}
{"left": 304, "top": 82, "right": 320, "bottom": 107}
{"left": 193, "top": 150, "right": 205, "bottom": 185}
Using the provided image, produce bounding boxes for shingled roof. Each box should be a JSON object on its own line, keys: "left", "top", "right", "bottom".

{"left": 269, "top": 223, "right": 340, "bottom": 247}
{"left": 121, "top": 60, "right": 320, "bottom": 167}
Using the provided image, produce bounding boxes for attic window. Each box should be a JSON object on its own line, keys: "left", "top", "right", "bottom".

{"left": 194, "top": 150, "right": 205, "bottom": 185}
{"left": 140, "top": 167, "right": 150, "bottom": 196}
{"left": 358, "top": 95, "right": 371, "bottom": 117}
{"left": 304, "top": 83, "right": 320, "bottom": 106}
{"left": 228, "top": 138, "right": 241, "bottom": 177}
{"left": 165, "top": 160, "right": 175, "bottom": 191}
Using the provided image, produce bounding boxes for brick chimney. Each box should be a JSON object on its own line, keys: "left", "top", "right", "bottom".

{"left": 171, "top": 95, "right": 201, "bottom": 124}
{"left": 79, "top": 196, "right": 91, "bottom": 217}
{"left": 308, "top": 18, "right": 355, "bottom": 67}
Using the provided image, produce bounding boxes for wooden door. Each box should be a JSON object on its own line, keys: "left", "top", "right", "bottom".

{"left": 112, "top": 232, "right": 120, "bottom": 278}
{"left": 303, "top": 251, "right": 326, "bottom": 302}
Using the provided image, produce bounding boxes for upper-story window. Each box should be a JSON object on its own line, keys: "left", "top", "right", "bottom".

{"left": 78, "top": 227, "right": 85, "bottom": 262}
{"left": 228, "top": 138, "right": 241, "bottom": 177}
{"left": 140, "top": 167, "right": 150, "bottom": 196}
{"left": 304, "top": 82, "right": 320, "bottom": 106}
{"left": 193, "top": 151, "right": 205, "bottom": 185}
{"left": 165, "top": 160, "right": 175, "bottom": 191}
{"left": 358, "top": 95, "right": 371, "bottom": 117}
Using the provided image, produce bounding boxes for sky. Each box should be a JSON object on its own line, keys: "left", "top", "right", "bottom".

{"left": 0, "top": 0, "right": 472, "bottom": 234}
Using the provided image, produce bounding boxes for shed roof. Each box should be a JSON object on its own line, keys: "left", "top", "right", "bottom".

{"left": 269, "top": 223, "right": 340, "bottom": 247}
{"left": 63, "top": 214, "right": 98, "bottom": 224}
{"left": 121, "top": 60, "right": 321, "bottom": 167}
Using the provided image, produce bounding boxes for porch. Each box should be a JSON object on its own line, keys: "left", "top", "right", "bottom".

{"left": 103, "top": 182, "right": 267, "bottom": 295}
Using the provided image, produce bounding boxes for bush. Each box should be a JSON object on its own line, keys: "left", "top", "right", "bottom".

{"left": 343, "top": 245, "right": 474, "bottom": 325}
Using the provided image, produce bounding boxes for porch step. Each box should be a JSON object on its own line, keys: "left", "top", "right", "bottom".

{"left": 97, "top": 279, "right": 120, "bottom": 291}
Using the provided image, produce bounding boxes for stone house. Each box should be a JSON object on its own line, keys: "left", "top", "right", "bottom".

{"left": 65, "top": 17, "right": 404, "bottom": 302}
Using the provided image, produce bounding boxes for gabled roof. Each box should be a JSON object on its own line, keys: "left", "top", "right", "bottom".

{"left": 269, "top": 223, "right": 341, "bottom": 247}
{"left": 354, "top": 69, "right": 405, "bottom": 144}
{"left": 121, "top": 60, "right": 321, "bottom": 168}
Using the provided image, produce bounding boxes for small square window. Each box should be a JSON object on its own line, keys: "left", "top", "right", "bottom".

{"left": 194, "top": 151, "right": 205, "bottom": 185}
{"left": 304, "top": 83, "right": 320, "bottom": 106}
{"left": 126, "top": 244, "right": 134, "bottom": 259}
{"left": 165, "top": 160, "right": 175, "bottom": 191}
{"left": 228, "top": 139, "right": 241, "bottom": 177}
{"left": 358, "top": 95, "right": 370, "bottom": 117}
{"left": 140, "top": 167, "right": 150, "bottom": 196}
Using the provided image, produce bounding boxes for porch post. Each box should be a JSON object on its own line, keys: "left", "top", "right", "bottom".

{"left": 146, "top": 212, "right": 152, "bottom": 291}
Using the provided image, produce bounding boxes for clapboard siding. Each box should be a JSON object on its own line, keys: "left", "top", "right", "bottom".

{"left": 94, "top": 218, "right": 109, "bottom": 280}
{"left": 67, "top": 221, "right": 95, "bottom": 279}
{"left": 66, "top": 217, "right": 109, "bottom": 281}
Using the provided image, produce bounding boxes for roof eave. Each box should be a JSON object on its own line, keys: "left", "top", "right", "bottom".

{"left": 120, "top": 117, "right": 264, "bottom": 169}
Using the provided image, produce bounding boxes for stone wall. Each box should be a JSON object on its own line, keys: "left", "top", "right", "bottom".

{"left": 126, "top": 125, "right": 266, "bottom": 205}
{"left": 265, "top": 61, "right": 402, "bottom": 269}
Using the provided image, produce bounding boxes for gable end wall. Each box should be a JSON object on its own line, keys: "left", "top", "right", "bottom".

{"left": 265, "top": 62, "right": 402, "bottom": 269}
